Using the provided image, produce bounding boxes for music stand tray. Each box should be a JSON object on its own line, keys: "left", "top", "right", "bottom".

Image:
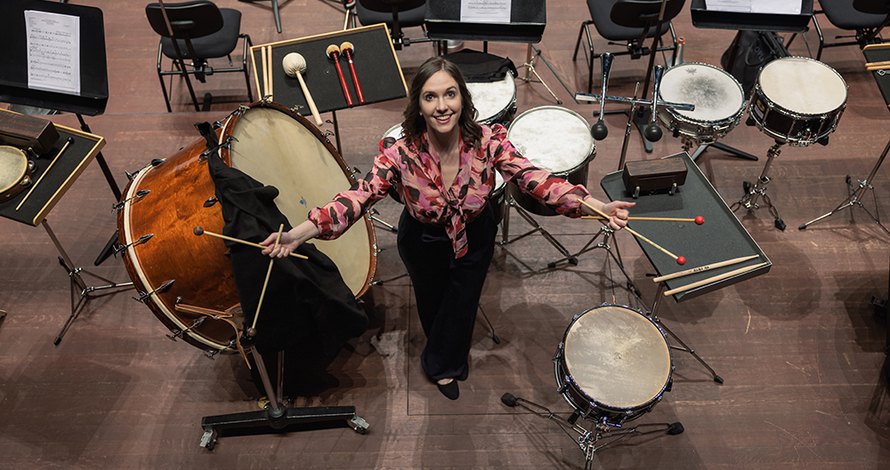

{"left": 601, "top": 153, "right": 772, "bottom": 302}
{"left": 690, "top": 0, "right": 814, "bottom": 33}
{"left": 250, "top": 24, "right": 408, "bottom": 115}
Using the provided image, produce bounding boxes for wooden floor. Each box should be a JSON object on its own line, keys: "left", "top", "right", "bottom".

{"left": 2, "top": 1, "right": 890, "bottom": 468}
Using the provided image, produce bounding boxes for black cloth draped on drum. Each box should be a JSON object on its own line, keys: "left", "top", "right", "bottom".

{"left": 443, "top": 49, "right": 517, "bottom": 82}
{"left": 206, "top": 149, "right": 368, "bottom": 357}
{"left": 397, "top": 203, "right": 498, "bottom": 382}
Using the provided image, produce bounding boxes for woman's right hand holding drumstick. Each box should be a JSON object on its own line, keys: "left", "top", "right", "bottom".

{"left": 260, "top": 220, "right": 321, "bottom": 258}
{"left": 582, "top": 197, "right": 635, "bottom": 230}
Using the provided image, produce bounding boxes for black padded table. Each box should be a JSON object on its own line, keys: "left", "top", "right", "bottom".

{"left": 601, "top": 153, "right": 771, "bottom": 302}
{"left": 0, "top": 109, "right": 104, "bottom": 226}
{"left": 250, "top": 24, "right": 407, "bottom": 115}
{"left": 864, "top": 43, "right": 890, "bottom": 113}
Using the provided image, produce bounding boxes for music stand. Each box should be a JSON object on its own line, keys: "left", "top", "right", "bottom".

{"left": 0, "top": 109, "right": 133, "bottom": 345}
{"left": 799, "top": 42, "right": 890, "bottom": 234}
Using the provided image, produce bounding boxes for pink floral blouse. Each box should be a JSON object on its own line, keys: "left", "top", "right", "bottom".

{"left": 308, "top": 124, "right": 590, "bottom": 258}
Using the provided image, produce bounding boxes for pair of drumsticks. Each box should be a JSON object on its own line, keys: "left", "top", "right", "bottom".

{"left": 326, "top": 42, "right": 365, "bottom": 107}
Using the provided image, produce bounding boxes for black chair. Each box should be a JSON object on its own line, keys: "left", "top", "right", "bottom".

{"left": 572, "top": 0, "right": 685, "bottom": 93}
{"left": 791, "top": 0, "right": 889, "bottom": 60}
{"left": 355, "top": 0, "right": 430, "bottom": 50}
{"left": 146, "top": 1, "right": 253, "bottom": 112}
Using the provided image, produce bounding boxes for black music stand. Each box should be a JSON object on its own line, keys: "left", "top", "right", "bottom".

{"left": 0, "top": 110, "right": 133, "bottom": 345}
{"left": 251, "top": 24, "right": 408, "bottom": 232}
{"left": 799, "top": 42, "right": 890, "bottom": 234}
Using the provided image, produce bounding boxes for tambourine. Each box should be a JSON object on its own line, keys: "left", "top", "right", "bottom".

{"left": 0, "top": 145, "right": 34, "bottom": 202}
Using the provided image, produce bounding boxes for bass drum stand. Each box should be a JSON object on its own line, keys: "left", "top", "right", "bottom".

{"left": 500, "top": 393, "right": 683, "bottom": 468}
{"left": 199, "top": 331, "right": 369, "bottom": 450}
{"left": 799, "top": 136, "right": 890, "bottom": 235}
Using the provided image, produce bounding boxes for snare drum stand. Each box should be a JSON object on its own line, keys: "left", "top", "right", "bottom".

{"left": 499, "top": 196, "right": 578, "bottom": 268}
{"left": 799, "top": 136, "right": 890, "bottom": 235}
{"left": 518, "top": 44, "right": 573, "bottom": 105}
{"left": 499, "top": 393, "right": 683, "bottom": 469}
{"left": 730, "top": 141, "right": 787, "bottom": 231}
{"left": 549, "top": 225, "right": 641, "bottom": 296}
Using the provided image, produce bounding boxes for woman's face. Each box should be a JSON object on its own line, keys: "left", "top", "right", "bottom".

{"left": 419, "top": 69, "right": 462, "bottom": 139}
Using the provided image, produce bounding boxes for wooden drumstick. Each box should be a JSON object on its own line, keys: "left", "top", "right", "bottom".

{"left": 326, "top": 44, "right": 353, "bottom": 107}
{"left": 16, "top": 137, "right": 73, "bottom": 211}
{"left": 192, "top": 226, "right": 308, "bottom": 259}
{"left": 580, "top": 199, "right": 686, "bottom": 265}
{"left": 266, "top": 45, "right": 274, "bottom": 100}
{"left": 582, "top": 215, "right": 705, "bottom": 224}
{"left": 250, "top": 224, "right": 284, "bottom": 332}
{"left": 663, "top": 262, "right": 769, "bottom": 296}
{"left": 261, "top": 45, "right": 269, "bottom": 97}
{"left": 339, "top": 41, "right": 365, "bottom": 105}
{"left": 282, "top": 52, "right": 323, "bottom": 126}
{"left": 652, "top": 254, "right": 760, "bottom": 283}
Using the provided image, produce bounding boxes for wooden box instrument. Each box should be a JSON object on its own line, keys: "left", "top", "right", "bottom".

{"left": 622, "top": 154, "right": 688, "bottom": 198}
{"left": 0, "top": 112, "right": 60, "bottom": 154}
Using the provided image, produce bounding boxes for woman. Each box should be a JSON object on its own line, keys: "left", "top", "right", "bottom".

{"left": 261, "top": 56, "right": 634, "bottom": 400}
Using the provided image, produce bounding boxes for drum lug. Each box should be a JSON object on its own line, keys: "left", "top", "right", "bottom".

{"left": 203, "top": 349, "right": 220, "bottom": 360}
{"left": 113, "top": 189, "right": 150, "bottom": 211}
{"left": 115, "top": 233, "right": 154, "bottom": 254}
{"left": 133, "top": 278, "right": 174, "bottom": 303}
{"left": 165, "top": 316, "right": 207, "bottom": 342}
{"left": 151, "top": 158, "right": 165, "bottom": 167}
{"left": 203, "top": 197, "right": 218, "bottom": 207}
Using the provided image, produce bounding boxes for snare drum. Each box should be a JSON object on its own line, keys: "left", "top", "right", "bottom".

{"left": 0, "top": 146, "right": 33, "bottom": 202}
{"left": 506, "top": 106, "right": 596, "bottom": 216}
{"left": 749, "top": 56, "right": 847, "bottom": 147}
{"left": 657, "top": 62, "right": 745, "bottom": 144}
{"left": 118, "top": 102, "right": 378, "bottom": 352}
{"left": 555, "top": 305, "right": 672, "bottom": 424}
{"left": 467, "top": 73, "right": 517, "bottom": 126}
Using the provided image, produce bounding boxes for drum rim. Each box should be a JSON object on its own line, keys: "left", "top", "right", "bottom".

{"left": 755, "top": 56, "right": 848, "bottom": 116}
{"left": 507, "top": 105, "right": 597, "bottom": 175}
{"left": 218, "top": 101, "right": 379, "bottom": 298}
{"left": 559, "top": 304, "right": 672, "bottom": 412}
{"left": 467, "top": 72, "right": 517, "bottom": 123}
{"left": 659, "top": 61, "right": 746, "bottom": 125}
{"left": 0, "top": 145, "right": 29, "bottom": 194}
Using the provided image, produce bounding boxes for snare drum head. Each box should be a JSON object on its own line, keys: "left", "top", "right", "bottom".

{"left": 507, "top": 106, "right": 595, "bottom": 174}
{"left": 660, "top": 62, "right": 744, "bottom": 122}
{"left": 223, "top": 105, "right": 376, "bottom": 298}
{"left": 758, "top": 57, "right": 847, "bottom": 115}
{"left": 564, "top": 305, "right": 671, "bottom": 410}
{"left": 467, "top": 74, "right": 516, "bottom": 124}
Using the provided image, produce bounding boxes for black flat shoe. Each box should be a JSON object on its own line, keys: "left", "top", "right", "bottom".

{"left": 436, "top": 380, "right": 460, "bottom": 400}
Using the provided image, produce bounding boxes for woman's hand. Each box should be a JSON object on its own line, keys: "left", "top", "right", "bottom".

{"left": 582, "top": 197, "right": 635, "bottom": 230}
{"left": 259, "top": 220, "right": 320, "bottom": 258}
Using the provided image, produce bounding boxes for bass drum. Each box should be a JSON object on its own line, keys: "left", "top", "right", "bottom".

{"left": 118, "top": 102, "right": 377, "bottom": 352}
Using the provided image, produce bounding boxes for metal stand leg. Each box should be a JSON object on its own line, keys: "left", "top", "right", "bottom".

{"left": 42, "top": 220, "right": 134, "bottom": 346}
{"left": 518, "top": 44, "right": 570, "bottom": 105}
{"left": 799, "top": 136, "right": 890, "bottom": 234}
{"left": 477, "top": 304, "right": 501, "bottom": 344}
{"left": 648, "top": 284, "right": 723, "bottom": 383}
{"left": 548, "top": 226, "right": 641, "bottom": 296}
{"left": 498, "top": 197, "right": 577, "bottom": 267}
{"left": 731, "top": 141, "right": 786, "bottom": 231}
{"left": 689, "top": 141, "right": 759, "bottom": 162}
{"left": 199, "top": 342, "right": 368, "bottom": 450}
{"left": 500, "top": 393, "right": 683, "bottom": 467}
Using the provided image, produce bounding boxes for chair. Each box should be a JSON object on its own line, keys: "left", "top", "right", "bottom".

{"left": 791, "top": 0, "right": 889, "bottom": 60}
{"left": 145, "top": 1, "right": 253, "bottom": 112}
{"left": 572, "top": 0, "right": 685, "bottom": 93}
{"left": 355, "top": 0, "right": 430, "bottom": 50}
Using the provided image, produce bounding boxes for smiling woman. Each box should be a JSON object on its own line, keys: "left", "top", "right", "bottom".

{"left": 259, "top": 56, "right": 634, "bottom": 400}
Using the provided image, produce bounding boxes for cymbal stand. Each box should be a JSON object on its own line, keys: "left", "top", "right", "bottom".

{"left": 500, "top": 393, "right": 683, "bottom": 469}
{"left": 518, "top": 44, "right": 573, "bottom": 105}
{"left": 499, "top": 196, "right": 578, "bottom": 267}
{"left": 43, "top": 219, "right": 133, "bottom": 346}
{"left": 730, "top": 141, "right": 787, "bottom": 231}
{"left": 199, "top": 331, "right": 369, "bottom": 450}
{"left": 799, "top": 136, "right": 890, "bottom": 235}
{"left": 649, "top": 283, "right": 723, "bottom": 383}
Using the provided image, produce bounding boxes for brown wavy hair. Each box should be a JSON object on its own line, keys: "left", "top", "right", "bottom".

{"left": 401, "top": 56, "right": 482, "bottom": 149}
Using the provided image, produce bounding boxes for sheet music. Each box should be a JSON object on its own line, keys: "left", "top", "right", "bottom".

{"left": 25, "top": 10, "right": 81, "bottom": 95}
{"left": 706, "top": 0, "right": 802, "bottom": 15}
{"left": 460, "top": 0, "right": 512, "bottom": 24}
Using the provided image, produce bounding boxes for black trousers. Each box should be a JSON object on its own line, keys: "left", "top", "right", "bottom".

{"left": 397, "top": 204, "right": 498, "bottom": 381}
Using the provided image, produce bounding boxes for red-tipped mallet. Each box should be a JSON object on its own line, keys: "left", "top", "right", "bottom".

{"left": 326, "top": 44, "right": 353, "bottom": 107}
{"left": 580, "top": 200, "right": 686, "bottom": 265}
{"left": 339, "top": 41, "right": 365, "bottom": 105}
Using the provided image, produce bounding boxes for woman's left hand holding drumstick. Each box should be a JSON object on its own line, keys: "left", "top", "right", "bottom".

{"left": 260, "top": 220, "right": 321, "bottom": 258}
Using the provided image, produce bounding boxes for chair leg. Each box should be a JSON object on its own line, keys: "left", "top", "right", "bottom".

{"left": 156, "top": 46, "right": 173, "bottom": 113}
{"left": 242, "top": 34, "right": 254, "bottom": 103}
{"left": 813, "top": 13, "right": 826, "bottom": 60}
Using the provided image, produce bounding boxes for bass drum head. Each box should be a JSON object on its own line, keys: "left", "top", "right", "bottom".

{"left": 563, "top": 305, "right": 671, "bottom": 412}
{"left": 221, "top": 104, "right": 377, "bottom": 298}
